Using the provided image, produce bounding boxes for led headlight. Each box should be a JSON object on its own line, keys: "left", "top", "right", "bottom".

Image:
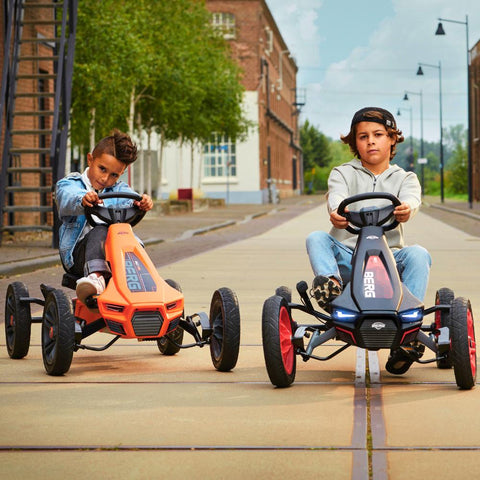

{"left": 332, "top": 308, "right": 358, "bottom": 322}
{"left": 399, "top": 308, "right": 423, "bottom": 322}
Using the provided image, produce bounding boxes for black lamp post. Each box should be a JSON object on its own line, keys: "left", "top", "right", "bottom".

{"left": 417, "top": 62, "right": 444, "bottom": 203}
{"left": 404, "top": 90, "right": 425, "bottom": 194}
{"left": 396, "top": 107, "right": 414, "bottom": 170}
{"left": 435, "top": 15, "right": 472, "bottom": 208}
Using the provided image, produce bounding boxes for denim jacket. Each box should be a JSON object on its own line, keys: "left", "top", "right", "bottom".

{"left": 55, "top": 172, "right": 135, "bottom": 269}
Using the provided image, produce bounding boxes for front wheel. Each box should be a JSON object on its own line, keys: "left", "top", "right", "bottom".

{"left": 262, "top": 295, "right": 296, "bottom": 387}
{"left": 450, "top": 297, "right": 476, "bottom": 390}
{"left": 209, "top": 288, "right": 240, "bottom": 372}
{"left": 5, "top": 282, "right": 32, "bottom": 359}
{"left": 157, "top": 279, "right": 184, "bottom": 355}
{"left": 435, "top": 288, "right": 454, "bottom": 369}
{"left": 41, "top": 290, "right": 75, "bottom": 376}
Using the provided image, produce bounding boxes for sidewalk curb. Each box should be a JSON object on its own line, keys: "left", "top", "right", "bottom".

{"left": 424, "top": 201, "right": 480, "bottom": 221}
{"left": 0, "top": 211, "right": 273, "bottom": 278}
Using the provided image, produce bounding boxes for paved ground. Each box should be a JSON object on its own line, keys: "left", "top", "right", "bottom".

{"left": 1, "top": 194, "right": 480, "bottom": 479}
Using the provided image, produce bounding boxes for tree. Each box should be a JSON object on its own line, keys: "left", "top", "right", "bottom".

{"left": 71, "top": 0, "right": 249, "bottom": 154}
{"left": 300, "top": 120, "right": 332, "bottom": 170}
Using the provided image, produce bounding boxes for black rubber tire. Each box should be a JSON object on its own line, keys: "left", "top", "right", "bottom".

{"left": 262, "top": 295, "right": 296, "bottom": 387}
{"left": 157, "top": 279, "right": 184, "bottom": 355}
{"left": 275, "top": 286, "right": 292, "bottom": 303}
{"left": 385, "top": 349, "right": 413, "bottom": 375}
{"left": 41, "top": 289, "right": 75, "bottom": 376}
{"left": 450, "top": 297, "right": 476, "bottom": 390}
{"left": 209, "top": 287, "right": 240, "bottom": 371}
{"left": 435, "top": 288, "right": 454, "bottom": 369}
{"left": 5, "top": 282, "right": 32, "bottom": 359}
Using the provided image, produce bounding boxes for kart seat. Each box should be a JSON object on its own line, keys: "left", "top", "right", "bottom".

{"left": 62, "top": 272, "right": 81, "bottom": 290}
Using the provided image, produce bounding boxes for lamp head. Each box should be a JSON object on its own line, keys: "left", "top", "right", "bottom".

{"left": 435, "top": 22, "right": 446, "bottom": 35}
{"left": 416, "top": 66, "right": 424, "bottom": 76}
{"left": 403, "top": 93, "right": 409, "bottom": 101}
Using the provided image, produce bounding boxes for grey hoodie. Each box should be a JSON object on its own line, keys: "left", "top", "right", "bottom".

{"left": 326, "top": 159, "right": 421, "bottom": 250}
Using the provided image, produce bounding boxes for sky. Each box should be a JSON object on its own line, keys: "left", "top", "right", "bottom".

{"left": 266, "top": 0, "right": 480, "bottom": 144}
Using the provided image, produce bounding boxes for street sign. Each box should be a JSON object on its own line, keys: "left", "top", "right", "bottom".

{"left": 418, "top": 158, "right": 428, "bottom": 164}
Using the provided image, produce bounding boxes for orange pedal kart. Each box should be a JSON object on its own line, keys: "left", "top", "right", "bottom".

{"left": 5, "top": 192, "right": 240, "bottom": 376}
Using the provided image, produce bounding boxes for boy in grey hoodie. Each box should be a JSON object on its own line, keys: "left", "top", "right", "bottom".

{"left": 307, "top": 106, "right": 430, "bottom": 305}
{"left": 306, "top": 107, "right": 431, "bottom": 373}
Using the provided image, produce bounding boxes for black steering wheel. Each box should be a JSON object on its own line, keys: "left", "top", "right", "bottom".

{"left": 84, "top": 191, "right": 146, "bottom": 227}
{"left": 337, "top": 192, "right": 401, "bottom": 235}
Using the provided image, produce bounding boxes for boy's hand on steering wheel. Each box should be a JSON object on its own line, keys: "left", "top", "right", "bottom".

{"left": 82, "top": 191, "right": 102, "bottom": 208}
{"left": 394, "top": 202, "right": 411, "bottom": 223}
{"left": 135, "top": 194, "right": 153, "bottom": 212}
{"left": 330, "top": 208, "right": 349, "bottom": 229}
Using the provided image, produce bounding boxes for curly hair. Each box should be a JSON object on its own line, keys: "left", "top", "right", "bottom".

{"left": 340, "top": 110, "right": 404, "bottom": 160}
{"left": 92, "top": 129, "right": 138, "bottom": 165}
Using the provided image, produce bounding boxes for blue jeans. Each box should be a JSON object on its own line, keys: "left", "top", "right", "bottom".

{"left": 306, "top": 231, "right": 432, "bottom": 301}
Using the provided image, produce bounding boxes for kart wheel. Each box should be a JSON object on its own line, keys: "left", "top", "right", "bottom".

{"left": 275, "top": 286, "right": 292, "bottom": 303}
{"left": 209, "top": 287, "right": 240, "bottom": 372}
{"left": 450, "top": 297, "right": 476, "bottom": 390}
{"left": 157, "top": 279, "right": 184, "bottom": 355}
{"left": 41, "top": 289, "right": 75, "bottom": 376}
{"left": 435, "top": 288, "right": 454, "bottom": 369}
{"left": 262, "top": 295, "right": 296, "bottom": 387}
{"left": 5, "top": 282, "right": 32, "bottom": 359}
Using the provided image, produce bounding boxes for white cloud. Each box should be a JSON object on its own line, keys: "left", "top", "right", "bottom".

{"left": 267, "top": 0, "right": 480, "bottom": 142}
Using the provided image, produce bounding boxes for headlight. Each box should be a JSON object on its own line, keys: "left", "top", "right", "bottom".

{"left": 332, "top": 308, "right": 358, "bottom": 322}
{"left": 399, "top": 308, "right": 423, "bottom": 322}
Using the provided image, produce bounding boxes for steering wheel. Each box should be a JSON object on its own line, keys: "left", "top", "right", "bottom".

{"left": 337, "top": 192, "right": 401, "bottom": 235}
{"left": 84, "top": 191, "right": 146, "bottom": 227}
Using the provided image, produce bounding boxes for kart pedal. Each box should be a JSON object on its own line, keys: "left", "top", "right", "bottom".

{"left": 296, "top": 281, "right": 314, "bottom": 311}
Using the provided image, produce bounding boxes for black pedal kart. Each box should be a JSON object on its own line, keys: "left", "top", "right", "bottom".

{"left": 262, "top": 192, "right": 476, "bottom": 390}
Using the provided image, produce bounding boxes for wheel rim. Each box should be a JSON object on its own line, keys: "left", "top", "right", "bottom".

{"left": 211, "top": 310, "right": 223, "bottom": 360}
{"left": 42, "top": 304, "right": 57, "bottom": 366}
{"left": 5, "top": 295, "right": 15, "bottom": 349}
{"left": 467, "top": 307, "right": 476, "bottom": 377}
{"left": 279, "top": 306, "right": 294, "bottom": 375}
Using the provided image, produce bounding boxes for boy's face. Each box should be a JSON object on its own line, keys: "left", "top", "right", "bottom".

{"left": 87, "top": 153, "right": 126, "bottom": 190}
{"left": 355, "top": 121, "right": 395, "bottom": 174}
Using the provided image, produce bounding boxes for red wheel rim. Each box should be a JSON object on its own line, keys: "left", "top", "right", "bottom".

{"left": 467, "top": 308, "right": 476, "bottom": 376}
{"left": 279, "top": 306, "right": 294, "bottom": 375}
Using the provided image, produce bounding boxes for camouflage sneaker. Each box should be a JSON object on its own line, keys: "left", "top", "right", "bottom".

{"left": 311, "top": 275, "right": 341, "bottom": 309}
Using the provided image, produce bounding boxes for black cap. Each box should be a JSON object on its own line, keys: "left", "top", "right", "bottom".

{"left": 351, "top": 107, "right": 396, "bottom": 130}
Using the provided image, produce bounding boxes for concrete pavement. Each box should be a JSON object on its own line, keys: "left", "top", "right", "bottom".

{"left": 1, "top": 199, "right": 480, "bottom": 479}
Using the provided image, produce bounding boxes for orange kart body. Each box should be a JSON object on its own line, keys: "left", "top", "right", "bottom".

{"left": 74, "top": 223, "right": 184, "bottom": 339}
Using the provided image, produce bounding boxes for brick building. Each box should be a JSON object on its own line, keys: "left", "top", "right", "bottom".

{"left": 152, "top": 0, "right": 302, "bottom": 203}
{"left": 470, "top": 38, "right": 480, "bottom": 201}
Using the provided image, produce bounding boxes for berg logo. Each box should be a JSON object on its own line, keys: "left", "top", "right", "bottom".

{"left": 124, "top": 252, "right": 156, "bottom": 292}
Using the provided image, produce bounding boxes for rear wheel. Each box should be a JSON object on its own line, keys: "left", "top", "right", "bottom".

{"left": 275, "top": 286, "right": 292, "bottom": 303}
{"left": 450, "top": 297, "right": 476, "bottom": 390}
{"left": 262, "top": 295, "right": 296, "bottom": 387}
{"left": 5, "top": 282, "right": 32, "bottom": 359}
{"left": 41, "top": 289, "right": 75, "bottom": 376}
{"left": 209, "top": 288, "right": 240, "bottom": 371}
{"left": 157, "top": 279, "right": 184, "bottom": 355}
{"left": 435, "top": 288, "right": 454, "bottom": 369}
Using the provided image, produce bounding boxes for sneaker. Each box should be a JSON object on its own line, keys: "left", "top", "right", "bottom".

{"left": 311, "top": 275, "right": 341, "bottom": 309}
{"left": 76, "top": 273, "right": 105, "bottom": 304}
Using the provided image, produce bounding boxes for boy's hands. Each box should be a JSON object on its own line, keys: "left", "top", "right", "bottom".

{"left": 82, "top": 191, "right": 102, "bottom": 208}
{"left": 81, "top": 192, "right": 153, "bottom": 211}
{"left": 135, "top": 194, "right": 153, "bottom": 211}
{"left": 330, "top": 209, "right": 349, "bottom": 229}
{"left": 393, "top": 202, "right": 411, "bottom": 223}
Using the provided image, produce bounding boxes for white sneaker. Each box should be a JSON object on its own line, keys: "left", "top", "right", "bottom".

{"left": 76, "top": 274, "right": 105, "bottom": 304}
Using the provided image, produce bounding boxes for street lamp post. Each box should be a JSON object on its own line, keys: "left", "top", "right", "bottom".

{"left": 396, "top": 106, "right": 414, "bottom": 170}
{"left": 403, "top": 90, "right": 424, "bottom": 157}
{"left": 435, "top": 15, "right": 472, "bottom": 207}
{"left": 417, "top": 62, "right": 444, "bottom": 203}
{"left": 403, "top": 90, "right": 425, "bottom": 194}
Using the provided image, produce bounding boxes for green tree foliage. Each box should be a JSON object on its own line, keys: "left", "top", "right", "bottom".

{"left": 71, "top": 0, "right": 249, "bottom": 147}
{"left": 300, "top": 120, "right": 332, "bottom": 170}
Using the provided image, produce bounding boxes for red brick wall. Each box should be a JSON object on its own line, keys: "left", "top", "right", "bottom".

{"left": 206, "top": 0, "right": 301, "bottom": 198}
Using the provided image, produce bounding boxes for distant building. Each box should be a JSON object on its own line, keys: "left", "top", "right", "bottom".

{"left": 138, "top": 0, "right": 303, "bottom": 204}
{"left": 470, "top": 38, "right": 480, "bottom": 201}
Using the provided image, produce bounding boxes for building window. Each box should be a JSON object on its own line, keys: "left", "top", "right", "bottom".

{"left": 212, "top": 12, "right": 236, "bottom": 39}
{"left": 203, "top": 134, "right": 236, "bottom": 178}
